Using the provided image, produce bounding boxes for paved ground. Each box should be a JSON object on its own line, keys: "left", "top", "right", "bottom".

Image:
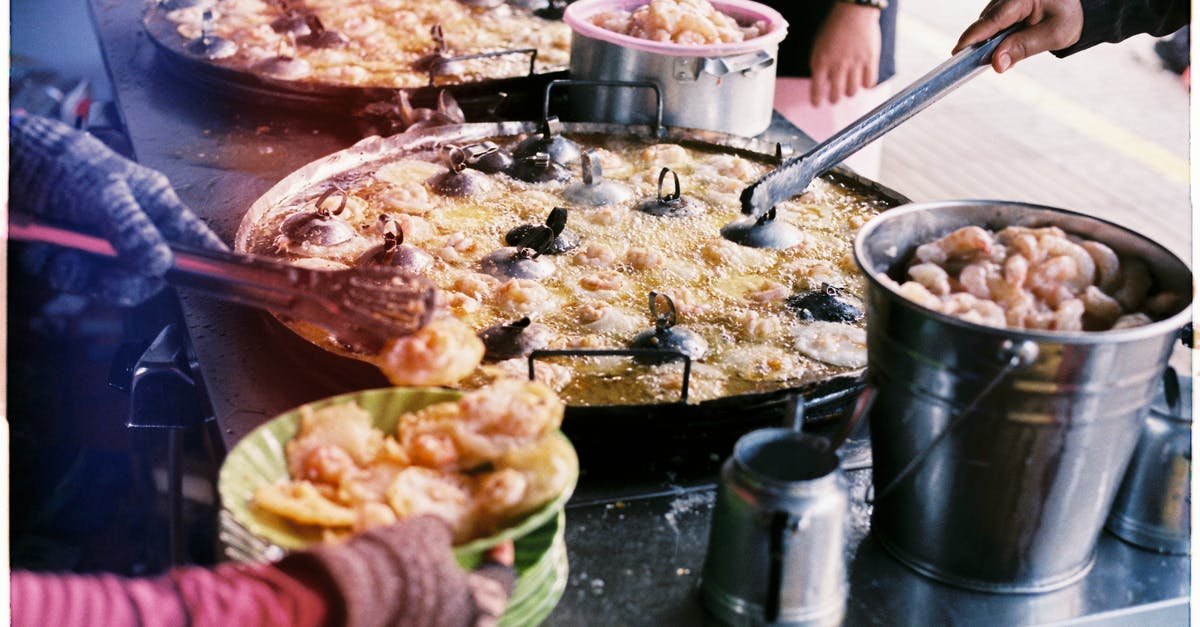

{"left": 876, "top": 0, "right": 1191, "bottom": 263}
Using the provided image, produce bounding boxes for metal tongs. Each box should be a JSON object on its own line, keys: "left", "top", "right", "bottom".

{"left": 738, "top": 26, "right": 1019, "bottom": 218}
{"left": 9, "top": 215, "right": 439, "bottom": 352}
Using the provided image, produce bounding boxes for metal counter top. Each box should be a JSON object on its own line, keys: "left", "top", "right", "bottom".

{"left": 87, "top": 2, "right": 1189, "bottom": 624}
{"left": 549, "top": 461, "right": 1190, "bottom": 625}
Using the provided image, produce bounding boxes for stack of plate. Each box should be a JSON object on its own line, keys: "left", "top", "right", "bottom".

{"left": 217, "top": 387, "right": 577, "bottom": 625}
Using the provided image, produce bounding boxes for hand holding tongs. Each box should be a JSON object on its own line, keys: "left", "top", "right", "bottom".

{"left": 739, "top": 26, "right": 1019, "bottom": 217}
{"left": 9, "top": 214, "right": 439, "bottom": 352}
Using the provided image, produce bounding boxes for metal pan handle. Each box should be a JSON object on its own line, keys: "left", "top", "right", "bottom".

{"left": 542, "top": 78, "right": 664, "bottom": 136}
{"left": 426, "top": 48, "right": 539, "bottom": 86}
{"left": 527, "top": 347, "right": 692, "bottom": 403}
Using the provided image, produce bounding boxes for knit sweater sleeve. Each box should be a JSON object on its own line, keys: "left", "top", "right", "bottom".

{"left": 11, "top": 562, "right": 328, "bottom": 627}
{"left": 11, "top": 517, "right": 514, "bottom": 627}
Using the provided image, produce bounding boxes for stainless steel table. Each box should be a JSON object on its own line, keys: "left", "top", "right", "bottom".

{"left": 87, "top": 2, "right": 1190, "bottom": 624}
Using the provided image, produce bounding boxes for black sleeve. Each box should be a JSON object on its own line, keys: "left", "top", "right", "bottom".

{"left": 1054, "top": 0, "right": 1190, "bottom": 57}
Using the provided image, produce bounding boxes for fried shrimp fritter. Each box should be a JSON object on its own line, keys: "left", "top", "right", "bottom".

{"left": 254, "top": 480, "right": 357, "bottom": 527}
{"left": 385, "top": 467, "right": 476, "bottom": 542}
{"left": 285, "top": 402, "right": 383, "bottom": 480}
{"left": 249, "top": 382, "right": 574, "bottom": 546}
{"left": 397, "top": 379, "right": 565, "bottom": 470}
{"left": 376, "top": 318, "right": 486, "bottom": 387}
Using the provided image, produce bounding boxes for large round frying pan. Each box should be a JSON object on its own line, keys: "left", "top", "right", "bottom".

{"left": 233, "top": 119, "right": 909, "bottom": 450}
{"left": 142, "top": 2, "right": 570, "bottom": 117}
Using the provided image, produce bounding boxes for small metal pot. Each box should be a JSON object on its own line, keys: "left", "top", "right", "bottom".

{"left": 563, "top": 0, "right": 787, "bottom": 136}
{"left": 1106, "top": 366, "right": 1192, "bottom": 554}
{"left": 700, "top": 428, "right": 849, "bottom": 626}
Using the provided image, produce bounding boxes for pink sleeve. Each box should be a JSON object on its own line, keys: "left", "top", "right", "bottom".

{"left": 12, "top": 562, "right": 330, "bottom": 627}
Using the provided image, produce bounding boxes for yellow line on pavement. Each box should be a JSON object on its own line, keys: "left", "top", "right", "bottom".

{"left": 898, "top": 15, "right": 1190, "bottom": 185}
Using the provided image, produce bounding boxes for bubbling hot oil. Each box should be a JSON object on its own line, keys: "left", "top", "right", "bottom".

{"left": 248, "top": 134, "right": 894, "bottom": 405}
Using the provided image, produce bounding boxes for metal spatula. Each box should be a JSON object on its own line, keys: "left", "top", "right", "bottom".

{"left": 736, "top": 26, "right": 1019, "bottom": 222}
{"left": 10, "top": 215, "right": 439, "bottom": 352}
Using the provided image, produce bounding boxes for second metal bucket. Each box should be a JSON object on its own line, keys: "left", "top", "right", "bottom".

{"left": 853, "top": 201, "right": 1193, "bottom": 593}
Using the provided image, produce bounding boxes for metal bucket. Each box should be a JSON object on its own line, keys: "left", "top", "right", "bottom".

{"left": 852, "top": 200, "right": 1193, "bottom": 593}
{"left": 563, "top": 0, "right": 787, "bottom": 136}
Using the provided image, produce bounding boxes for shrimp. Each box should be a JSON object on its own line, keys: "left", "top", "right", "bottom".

{"left": 1113, "top": 258, "right": 1152, "bottom": 311}
{"left": 1003, "top": 254, "right": 1029, "bottom": 287}
{"left": 579, "top": 271, "right": 625, "bottom": 293}
{"left": 942, "top": 293, "right": 1006, "bottom": 328}
{"left": 442, "top": 291, "right": 481, "bottom": 316}
{"left": 738, "top": 310, "right": 784, "bottom": 340}
{"left": 295, "top": 445, "right": 358, "bottom": 485}
{"left": 339, "top": 16, "right": 382, "bottom": 37}
{"left": 907, "top": 262, "right": 951, "bottom": 296}
{"left": 656, "top": 287, "right": 711, "bottom": 319}
{"left": 1112, "top": 313, "right": 1154, "bottom": 329}
{"left": 704, "top": 153, "right": 759, "bottom": 179}
{"left": 895, "top": 280, "right": 945, "bottom": 311}
{"left": 1008, "top": 233, "right": 1045, "bottom": 264}
{"left": 384, "top": 467, "right": 475, "bottom": 542}
{"left": 1082, "top": 285, "right": 1123, "bottom": 328}
{"left": 451, "top": 272, "right": 500, "bottom": 301}
{"left": 1050, "top": 298, "right": 1085, "bottom": 332}
{"left": 582, "top": 204, "right": 627, "bottom": 226}
{"left": 1039, "top": 235, "right": 1095, "bottom": 289}
{"left": 1145, "top": 291, "right": 1186, "bottom": 317}
{"left": 745, "top": 279, "right": 790, "bottom": 303}
{"left": 473, "top": 468, "right": 529, "bottom": 516}
{"left": 1028, "top": 255, "right": 1080, "bottom": 307}
{"left": 796, "top": 261, "right": 843, "bottom": 290}
{"left": 587, "top": 147, "right": 632, "bottom": 178}
{"left": 1080, "top": 241, "right": 1121, "bottom": 291}
{"left": 404, "top": 379, "right": 564, "bottom": 465}
{"left": 434, "top": 232, "right": 480, "bottom": 264}
{"left": 700, "top": 238, "right": 770, "bottom": 270}
{"left": 996, "top": 225, "right": 1066, "bottom": 244}
{"left": 1003, "top": 291, "right": 1039, "bottom": 328}
{"left": 913, "top": 226, "right": 996, "bottom": 265}
{"left": 391, "top": 214, "right": 435, "bottom": 243}
{"left": 573, "top": 244, "right": 617, "bottom": 268}
{"left": 625, "top": 247, "right": 664, "bottom": 270}
{"left": 316, "top": 192, "right": 370, "bottom": 223}
{"left": 639, "top": 143, "right": 690, "bottom": 168}
{"left": 838, "top": 251, "right": 859, "bottom": 274}
{"left": 957, "top": 263, "right": 994, "bottom": 300}
{"left": 495, "top": 278, "right": 555, "bottom": 315}
{"left": 376, "top": 182, "right": 434, "bottom": 215}
{"left": 285, "top": 402, "right": 383, "bottom": 472}
{"left": 375, "top": 318, "right": 485, "bottom": 387}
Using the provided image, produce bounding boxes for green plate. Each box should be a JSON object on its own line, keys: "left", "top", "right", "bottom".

{"left": 502, "top": 510, "right": 570, "bottom": 627}
{"left": 218, "top": 504, "right": 568, "bottom": 626}
{"left": 216, "top": 386, "right": 578, "bottom": 566}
